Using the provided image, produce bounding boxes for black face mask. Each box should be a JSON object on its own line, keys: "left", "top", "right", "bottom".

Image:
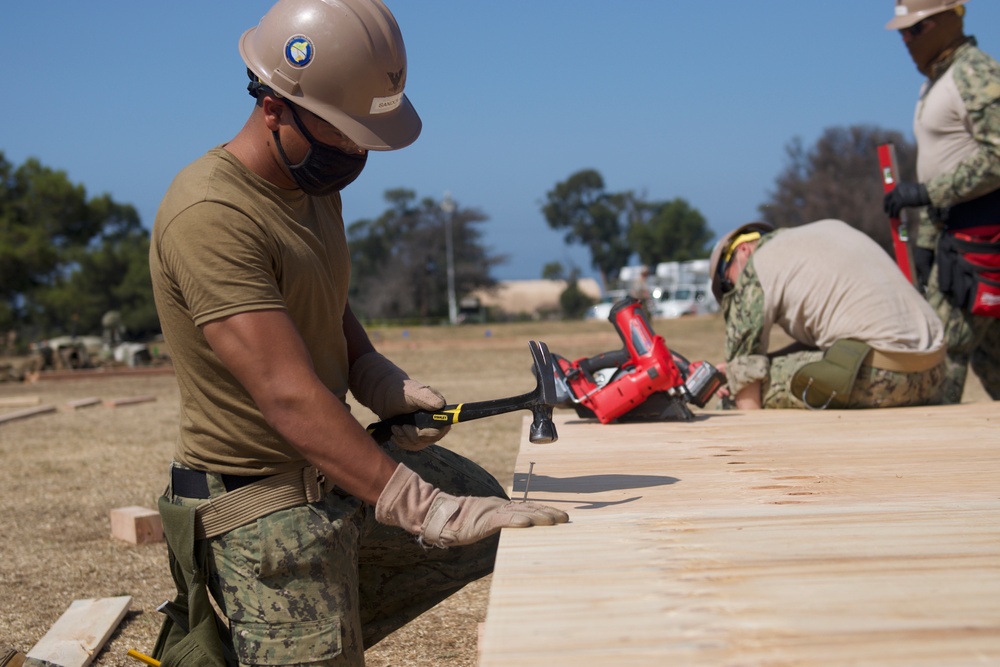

{"left": 273, "top": 105, "right": 368, "bottom": 196}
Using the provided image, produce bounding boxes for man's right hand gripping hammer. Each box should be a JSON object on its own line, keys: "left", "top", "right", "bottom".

{"left": 376, "top": 463, "right": 569, "bottom": 547}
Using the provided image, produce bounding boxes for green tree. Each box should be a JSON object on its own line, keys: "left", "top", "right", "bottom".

{"left": 0, "top": 152, "right": 157, "bottom": 339}
{"left": 0, "top": 155, "right": 90, "bottom": 315}
{"left": 41, "top": 196, "right": 158, "bottom": 339}
{"left": 628, "top": 197, "right": 713, "bottom": 264}
{"left": 542, "top": 169, "right": 632, "bottom": 292}
{"left": 559, "top": 268, "right": 596, "bottom": 320}
{"left": 541, "top": 262, "right": 566, "bottom": 281}
{"left": 348, "top": 189, "right": 504, "bottom": 321}
{"left": 759, "top": 125, "right": 917, "bottom": 254}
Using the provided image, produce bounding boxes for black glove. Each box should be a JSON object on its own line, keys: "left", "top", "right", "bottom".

{"left": 883, "top": 182, "right": 930, "bottom": 218}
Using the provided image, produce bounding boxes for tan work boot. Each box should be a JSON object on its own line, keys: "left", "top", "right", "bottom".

{"left": 0, "top": 648, "right": 26, "bottom": 667}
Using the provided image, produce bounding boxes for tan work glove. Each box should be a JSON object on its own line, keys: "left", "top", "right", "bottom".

{"left": 349, "top": 351, "right": 451, "bottom": 450}
{"left": 376, "top": 463, "right": 569, "bottom": 548}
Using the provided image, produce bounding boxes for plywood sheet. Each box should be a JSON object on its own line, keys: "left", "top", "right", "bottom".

{"left": 479, "top": 403, "right": 1000, "bottom": 667}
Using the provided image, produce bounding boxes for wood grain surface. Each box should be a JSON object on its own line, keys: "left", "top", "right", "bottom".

{"left": 479, "top": 403, "right": 999, "bottom": 666}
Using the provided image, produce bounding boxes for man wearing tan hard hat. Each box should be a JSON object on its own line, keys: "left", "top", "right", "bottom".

{"left": 882, "top": 0, "right": 1000, "bottom": 406}
{"left": 147, "top": 1, "right": 568, "bottom": 665}
{"left": 708, "top": 219, "right": 946, "bottom": 411}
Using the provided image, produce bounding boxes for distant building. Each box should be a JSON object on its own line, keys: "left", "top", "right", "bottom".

{"left": 471, "top": 279, "right": 601, "bottom": 319}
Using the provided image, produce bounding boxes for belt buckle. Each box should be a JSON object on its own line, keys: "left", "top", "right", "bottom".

{"left": 305, "top": 466, "right": 325, "bottom": 503}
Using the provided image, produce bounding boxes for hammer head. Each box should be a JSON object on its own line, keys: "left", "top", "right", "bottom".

{"left": 529, "top": 405, "right": 557, "bottom": 443}
{"left": 527, "top": 340, "right": 559, "bottom": 444}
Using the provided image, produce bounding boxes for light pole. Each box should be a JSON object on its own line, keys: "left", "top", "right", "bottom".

{"left": 441, "top": 192, "right": 458, "bottom": 325}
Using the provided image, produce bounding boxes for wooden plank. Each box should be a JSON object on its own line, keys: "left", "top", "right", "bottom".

{"left": 29, "top": 366, "right": 174, "bottom": 382}
{"left": 0, "top": 395, "right": 41, "bottom": 408}
{"left": 65, "top": 397, "right": 102, "bottom": 410}
{"left": 0, "top": 404, "right": 56, "bottom": 425}
{"left": 103, "top": 395, "right": 156, "bottom": 408}
{"left": 479, "top": 403, "right": 1000, "bottom": 667}
{"left": 26, "top": 596, "right": 132, "bottom": 667}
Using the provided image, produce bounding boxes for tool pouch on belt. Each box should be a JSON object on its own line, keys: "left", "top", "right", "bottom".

{"left": 152, "top": 496, "right": 236, "bottom": 667}
{"left": 937, "top": 223, "right": 1000, "bottom": 318}
{"left": 790, "top": 339, "right": 871, "bottom": 410}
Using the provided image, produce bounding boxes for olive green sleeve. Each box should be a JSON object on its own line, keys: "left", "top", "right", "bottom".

{"left": 723, "top": 259, "right": 770, "bottom": 395}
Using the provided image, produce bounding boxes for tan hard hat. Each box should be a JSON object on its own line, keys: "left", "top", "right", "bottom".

{"left": 885, "top": 0, "right": 968, "bottom": 30}
{"left": 709, "top": 222, "right": 773, "bottom": 303}
{"left": 240, "top": 0, "right": 421, "bottom": 151}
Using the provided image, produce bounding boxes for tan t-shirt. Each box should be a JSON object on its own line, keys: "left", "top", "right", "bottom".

{"left": 753, "top": 219, "right": 945, "bottom": 354}
{"left": 150, "top": 148, "right": 351, "bottom": 474}
{"left": 914, "top": 62, "right": 976, "bottom": 187}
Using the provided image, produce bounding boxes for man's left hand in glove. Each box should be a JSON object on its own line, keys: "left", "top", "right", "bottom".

{"left": 349, "top": 351, "right": 451, "bottom": 450}
{"left": 883, "top": 182, "right": 930, "bottom": 219}
{"left": 376, "top": 463, "right": 570, "bottom": 548}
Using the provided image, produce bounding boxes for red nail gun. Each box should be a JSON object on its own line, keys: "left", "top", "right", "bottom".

{"left": 552, "top": 296, "right": 725, "bottom": 423}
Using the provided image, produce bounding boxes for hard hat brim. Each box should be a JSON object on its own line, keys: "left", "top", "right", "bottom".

{"left": 886, "top": 13, "right": 926, "bottom": 29}
{"left": 318, "top": 94, "right": 422, "bottom": 152}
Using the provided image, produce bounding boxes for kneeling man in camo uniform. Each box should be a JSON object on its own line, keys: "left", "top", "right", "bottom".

{"left": 709, "top": 219, "right": 946, "bottom": 410}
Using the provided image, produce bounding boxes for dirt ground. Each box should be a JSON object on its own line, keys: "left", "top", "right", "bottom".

{"left": 0, "top": 314, "right": 988, "bottom": 666}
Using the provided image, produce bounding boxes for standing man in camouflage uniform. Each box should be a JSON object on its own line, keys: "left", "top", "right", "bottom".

{"left": 148, "top": 1, "right": 567, "bottom": 665}
{"left": 882, "top": 0, "right": 1000, "bottom": 403}
{"left": 708, "top": 220, "right": 946, "bottom": 410}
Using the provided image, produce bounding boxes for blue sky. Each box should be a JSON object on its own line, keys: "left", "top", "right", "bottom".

{"left": 3, "top": 2, "right": 999, "bottom": 285}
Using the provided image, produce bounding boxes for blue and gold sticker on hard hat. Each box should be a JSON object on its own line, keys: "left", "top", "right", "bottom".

{"left": 284, "top": 35, "right": 314, "bottom": 68}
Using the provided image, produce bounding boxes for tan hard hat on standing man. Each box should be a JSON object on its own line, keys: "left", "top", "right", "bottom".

{"left": 885, "top": 0, "right": 968, "bottom": 30}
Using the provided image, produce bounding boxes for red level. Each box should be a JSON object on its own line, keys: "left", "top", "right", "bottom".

{"left": 877, "top": 143, "right": 915, "bottom": 284}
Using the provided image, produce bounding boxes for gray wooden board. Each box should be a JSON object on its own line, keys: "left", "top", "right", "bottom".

{"left": 479, "top": 403, "right": 1000, "bottom": 666}
{"left": 26, "top": 596, "right": 132, "bottom": 667}
{"left": 0, "top": 404, "right": 56, "bottom": 424}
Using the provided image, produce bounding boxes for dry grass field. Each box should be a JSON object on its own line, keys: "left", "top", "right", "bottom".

{"left": 0, "top": 313, "right": 988, "bottom": 666}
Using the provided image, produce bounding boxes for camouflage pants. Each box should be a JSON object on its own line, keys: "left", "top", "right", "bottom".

{"left": 170, "top": 443, "right": 504, "bottom": 666}
{"left": 759, "top": 350, "right": 946, "bottom": 410}
{"left": 925, "top": 264, "right": 1000, "bottom": 404}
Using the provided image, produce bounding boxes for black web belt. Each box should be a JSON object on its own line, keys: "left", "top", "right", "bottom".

{"left": 944, "top": 188, "right": 1000, "bottom": 230}
{"left": 171, "top": 466, "right": 270, "bottom": 499}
